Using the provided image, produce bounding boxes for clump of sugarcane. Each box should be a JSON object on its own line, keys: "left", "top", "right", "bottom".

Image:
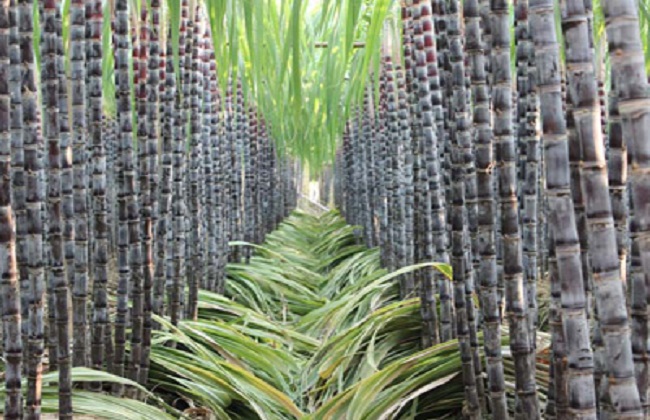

{"left": 243, "top": 106, "right": 253, "bottom": 238}
{"left": 201, "top": 26, "right": 216, "bottom": 291}
{"left": 58, "top": 0, "right": 76, "bottom": 378}
{"left": 515, "top": 0, "right": 542, "bottom": 344}
{"left": 361, "top": 88, "right": 376, "bottom": 248}
{"left": 250, "top": 107, "right": 262, "bottom": 247}
{"left": 88, "top": 0, "right": 108, "bottom": 389}
{"left": 351, "top": 101, "right": 370, "bottom": 247}
{"left": 395, "top": 61, "right": 415, "bottom": 298}
{"left": 332, "top": 0, "right": 650, "bottom": 415}
{"left": 340, "top": 122, "right": 356, "bottom": 226}
{"left": 445, "top": 0, "right": 485, "bottom": 412}
{"left": 376, "top": 59, "right": 390, "bottom": 270}
{"left": 170, "top": 10, "right": 187, "bottom": 326}
{"left": 464, "top": 0, "right": 509, "bottom": 413}
{"left": 42, "top": 1, "right": 73, "bottom": 416}
{"left": 0, "top": 0, "right": 306, "bottom": 415}
{"left": 7, "top": 0, "right": 23, "bottom": 373}
{"left": 420, "top": 1, "right": 453, "bottom": 347}
{"left": 0, "top": 4, "right": 23, "bottom": 420}
{"left": 15, "top": 0, "right": 650, "bottom": 415}
{"left": 156, "top": 33, "right": 174, "bottom": 318}
{"left": 186, "top": 6, "right": 202, "bottom": 321}
{"left": 381, "top": 54, "right": 401, "bottom": 274}
{"left": 601, "top": 73, "right": 625, "bottom": 409}
{"left": 258, "top": 116, "right": 270, "bottom": 243}
{"left": 411, "top": 0, "right": 442, "bottom": 349}
{"left": 220, "top": 75, "right": 232, "bottom": 257}
{"left": 70, "top": 0, "right": 89, "bottom": 370}
{"left": 232, "top": 77, "right": 245, "bottom": 261}
{"left": 333, "top": 149, "right": 344, "bottom": 215}
{"left": 222, "top": 76, "right": 235, "bottom": 263}
{"left": 105, "top": 115, "right": 118, "bottom": 254}
{"left": 131, "top": 0, "right": 148, "bottom": 385}
{"left": 399, "top": 4, "right": 415, "bottom": 301}
{"left": 243, "top": 102, "right": 254, "bottom": 263}
{"left": 8, "top": 0, "right": 26, "bottom": 376}
{"left": 211, "top": 57, "right": 228, "bottom": 294}
{"left": 368, "top": 79, "right": 381, "bottom": 249}
{"left": 18, "top": 0, "right": 46, "bottom": 414}
{"left": 113, "top": 0, "right": 139, "bottom": 395}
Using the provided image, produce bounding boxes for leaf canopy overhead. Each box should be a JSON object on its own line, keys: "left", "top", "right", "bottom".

{"left": 200, "top": 0, "right": 397, "bottom": 173}
{"left": 85, "top": 0, "right": 650, "bottom": 173}
{"left": 91, "top": 0, "right": 397, "bottom": 173}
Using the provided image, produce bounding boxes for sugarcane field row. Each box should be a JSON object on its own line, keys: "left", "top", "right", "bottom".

{"left": 0, "top": 0, "right": 648, "bottom": 419}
